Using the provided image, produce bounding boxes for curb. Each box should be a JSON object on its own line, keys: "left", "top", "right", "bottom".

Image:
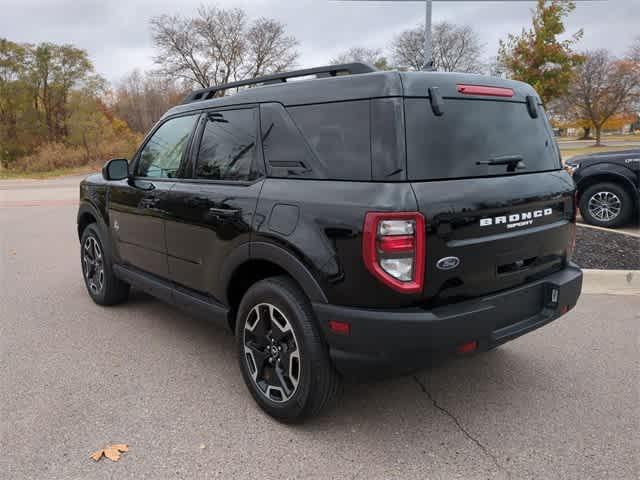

{"left": 582, "top": 269, "right": 640, "bottom": 296}
{"left": 577, "top": 222, "right": 640, "bottom": 239}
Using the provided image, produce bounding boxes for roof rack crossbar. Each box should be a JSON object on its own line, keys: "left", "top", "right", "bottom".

{"left": 181, "top": 63, "right": 378, "bottom": 104}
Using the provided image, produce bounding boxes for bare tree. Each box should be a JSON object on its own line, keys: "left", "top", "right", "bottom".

{"left": 113, "top": 70, "right": 186, "bottom": 133}
{"left": 563, "top": 50, "right": 640, "bottom": 145}
{"left": 630, "top": 36, "right": 640, "bottom": 64}
{"left": 151, "top": 6, "right": 299, "bottom": 89}
{"left": 392, "top": 27, "right": 424, "bottom": 71}
{"left": 195, "top": 6, "right": 246, "bottom": 86}
{"left": 246, "top": 18, "right": 299, "bottom": 78}
{"left": 392, "top": 22, "right": 484, "bottom": 73}
{"left": 331, "top": 47, "right": 390, "bottom": 70}
{"left": 151, "top": 14, "right": 212, "bottom": 88}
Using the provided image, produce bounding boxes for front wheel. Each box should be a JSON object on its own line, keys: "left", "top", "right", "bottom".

{"left": 235, "top": 276, "right": 340, "bottom": 422}
{"left": 579, "top": 182, "right": 633, "bottom": 228}
{"left": 80, "top": 224, "right": 129, "bottom": 306}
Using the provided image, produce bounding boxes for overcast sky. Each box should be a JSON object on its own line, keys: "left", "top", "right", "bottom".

{"left": 1, "top": 0, "right": 637, "bottom": 83}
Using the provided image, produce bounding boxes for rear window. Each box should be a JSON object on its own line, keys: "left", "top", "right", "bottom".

{"left": 405, "top": 98, "right": 561, "bottom": 180}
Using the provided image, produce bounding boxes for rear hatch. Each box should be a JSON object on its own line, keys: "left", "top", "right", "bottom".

{"left": 401, "top": 73, "right": 576, "bottom": 307}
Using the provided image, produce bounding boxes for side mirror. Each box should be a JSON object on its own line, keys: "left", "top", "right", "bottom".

{"left": 102, "top": 158, "right": 130, "bottom": 181}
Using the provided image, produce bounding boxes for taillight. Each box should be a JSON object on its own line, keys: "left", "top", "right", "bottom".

{"left": 362, "top": 212, "right": 425, "bottom": 294}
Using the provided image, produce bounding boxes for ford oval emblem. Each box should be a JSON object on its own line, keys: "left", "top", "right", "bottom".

{"left": 436, "top": 256, "right": 460, "bottom": 271}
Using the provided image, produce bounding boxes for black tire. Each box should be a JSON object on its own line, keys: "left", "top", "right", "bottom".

{"left": 579, "top": 182, "right": 634, "bottom": 228}
{"left": 235, "top": 276, "right": 340, "bottom": 423}
{"left": 80, "top": 223, "right": 130, "bottom": 306}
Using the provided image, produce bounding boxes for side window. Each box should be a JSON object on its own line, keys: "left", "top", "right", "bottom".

{"left": 136, "top": 115, "right": 198, "bottom": 178}
{"left": 287, "top": 101, "right": 371, "bottom": 180}
{"left": 195, "top": 108, "right": 258, "bottom": 181}
{"left": 260, "top": 103, "right": 322, "bottom": 178}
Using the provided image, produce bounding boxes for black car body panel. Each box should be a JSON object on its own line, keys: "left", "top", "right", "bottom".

{"left": 315, "top": 263, "right": 582, "bottom": 376}
{"left": 566, "top": 148, "right": 639, "bottom": 226}
{"left": 567, "top": 148, "right": 640, "bottom": 197}
{"left": 411, "top": 171, "right": 575, "bottom": 305}
{"left": 78, "top": 66, "right": 582, "bottom": 375}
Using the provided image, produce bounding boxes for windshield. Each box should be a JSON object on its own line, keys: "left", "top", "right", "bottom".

{"left": 405, "top": 98, "right": 561, "bottom": 181}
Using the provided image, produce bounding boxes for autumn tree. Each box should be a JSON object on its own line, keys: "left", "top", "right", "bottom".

{"left": 0, "top": 38, "right": 139, "bottom": 172}
{"left": 392, "top": 21, "right": 483, "bottom": 73}
{"left": 28, "top": 43, "right": 95, "bottom": 141}
{"left": 498, "top": 0, "right": 583, "bottom": 104}
{"left": 331, "top": 47, "right": 390, "bottom": 70}
{"left": 0, "top": 39, "right": 30, "bottom": 167}
{"left": 151, "top": 5, "right": 299, "bottom": 89}
{"left": 561, "top": 50, "right": 640, "bottom": 145}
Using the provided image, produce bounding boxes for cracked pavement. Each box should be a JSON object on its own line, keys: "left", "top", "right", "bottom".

{"left": 1, "top": 176, "right": 639, "bottom": 479}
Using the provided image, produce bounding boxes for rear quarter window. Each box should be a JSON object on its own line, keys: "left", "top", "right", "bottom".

{"left": 261, "top": 100, "right": 371, "bottom": 180}
{"left": 405, "top": 98, "right": 561, "bottom": 180}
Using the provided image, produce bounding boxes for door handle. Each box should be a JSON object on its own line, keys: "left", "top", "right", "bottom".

{"left": 140, "top": 197, "right": 160, "bottom": 209}
{"left": 208, "top": 207, "right": 239, "bottom": 217}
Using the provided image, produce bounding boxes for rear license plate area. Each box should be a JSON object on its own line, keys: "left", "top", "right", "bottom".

{"left": 494, "top": 285, "right": 545, "bottom": 330}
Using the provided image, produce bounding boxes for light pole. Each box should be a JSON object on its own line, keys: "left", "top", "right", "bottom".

{"left": 335, "top": 1, "right": 599, "bottom": 71}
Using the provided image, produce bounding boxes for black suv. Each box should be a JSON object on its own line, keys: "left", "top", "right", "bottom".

{"left": 565, "top": 149, "right": 640, "bottom": 228}
{"left": 78, "top": 64, "right": 583, "bottom": 422}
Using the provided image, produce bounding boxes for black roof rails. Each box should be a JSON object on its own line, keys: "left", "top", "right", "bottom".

{"left": 180, "top": 63, "right": 378, "bottom": 104}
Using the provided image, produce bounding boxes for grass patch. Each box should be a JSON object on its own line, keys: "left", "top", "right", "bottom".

{"left": 0, "top": 165, "right": 97, "bottom": 180}
{"left": 560, "top": 145, "right": 636, "bottom": 161}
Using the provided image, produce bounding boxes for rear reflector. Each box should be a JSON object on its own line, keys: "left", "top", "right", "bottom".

{"left": 379, "top": 235, "right": 415, "bottom": 253}
{"left": 328, "top": 320, "right": 350, "bottom": 335}
{"left": 456, "top": 341, "right": 478, "bottom": 354}
{"left": 457, "top": 84, "right": 514, "bottom": 98}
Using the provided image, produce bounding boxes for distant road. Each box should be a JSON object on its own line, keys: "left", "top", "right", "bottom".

{"left": 557, "top": 139, "right": 640, "bottom": 149}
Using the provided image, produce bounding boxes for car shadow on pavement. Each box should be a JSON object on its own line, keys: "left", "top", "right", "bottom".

{"left": 121, "top": 287, "right": 541, "bottom": 434}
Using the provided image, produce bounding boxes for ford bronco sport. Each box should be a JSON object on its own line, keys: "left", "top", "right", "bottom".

{"left": 77, "top": 63, "right": 583, "bottom": 422}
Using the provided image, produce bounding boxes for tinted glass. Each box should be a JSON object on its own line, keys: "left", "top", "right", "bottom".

{"left": 196, "top": 109, "right": 257, "bottom": 181}
{"left": 371, "top": 98, "right": 405, "bottom": 181}
{"left": 260, "top": 103, "right": 319, "bottom": 178}
{"left": 405, "top": 98, "right": 561, "bottom": 180}
{"left": 287, "top": 101, "right": 371, "bottom": 180}
{"left": 137, "top": 115, "right": 197, "bottom": 178}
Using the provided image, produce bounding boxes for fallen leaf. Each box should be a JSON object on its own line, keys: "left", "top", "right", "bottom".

{"left": 90, "top": 443, "right": 129, "bottom": 462}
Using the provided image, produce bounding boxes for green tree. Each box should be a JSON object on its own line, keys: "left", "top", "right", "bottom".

{"left": 0, "top": 39, "right": 31, "bottom": 168}
{"left": 498, "top": 0, "right": 583, "bottom": 104}
{"left": 28, "top": 43, "right": 94, "bottom": 141}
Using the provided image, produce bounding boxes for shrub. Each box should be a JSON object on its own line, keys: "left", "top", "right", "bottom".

{"left": 16, "top": 135, "right": 141, "bottom": 173}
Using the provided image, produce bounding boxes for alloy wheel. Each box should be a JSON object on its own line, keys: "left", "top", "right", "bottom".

{"left": 243, "top": 303, "right": 301, "bottom": 403}
{"left": 588, "top": 191, "right": 622, "bottom": 222}
{"left": 83, "top": 236, "right": 104, "bottom": 294}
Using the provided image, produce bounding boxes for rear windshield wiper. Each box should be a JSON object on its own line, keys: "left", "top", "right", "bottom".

{"left": 477, "top": 155, "right": 526, "bottom": 172}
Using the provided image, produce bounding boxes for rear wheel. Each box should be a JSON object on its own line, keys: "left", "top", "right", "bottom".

{"left": 235, "top": 276, "right": 340, "bottom": 422}
{"left": 580, "top": 182, "right": 633, "bottom": 228}
{"left": 80, "top": 224, "right": 129, "bottom": 305}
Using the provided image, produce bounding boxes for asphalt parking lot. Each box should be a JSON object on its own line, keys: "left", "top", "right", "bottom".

{"left": 1, "top": 177, "right": 639, "bottom": 480}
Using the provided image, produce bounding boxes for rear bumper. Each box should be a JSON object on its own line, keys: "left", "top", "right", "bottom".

{"left": 313, "top": 263, "right": 582, "bottom": 377}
